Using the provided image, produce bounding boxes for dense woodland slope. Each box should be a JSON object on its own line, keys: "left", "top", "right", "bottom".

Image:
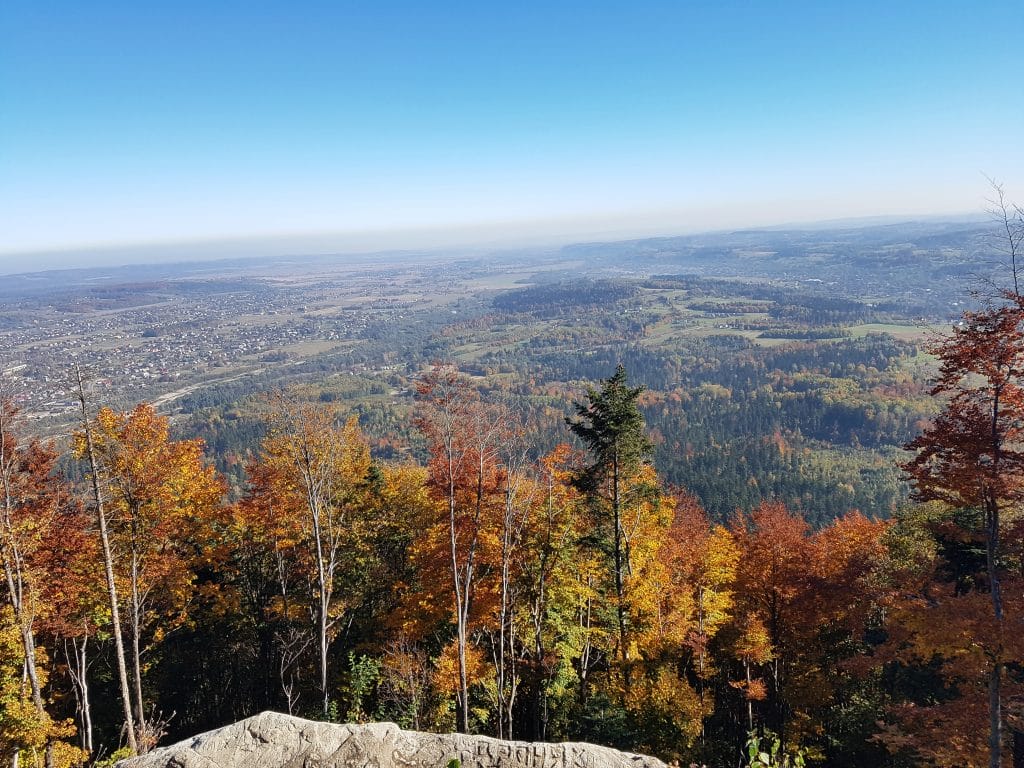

{"left": 179, "top": 275, "right": 937, "bottom": 526}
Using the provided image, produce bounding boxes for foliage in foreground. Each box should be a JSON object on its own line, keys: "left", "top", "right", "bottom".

{"left": 1, "top": 328, "right": 1022, "bottom": 767}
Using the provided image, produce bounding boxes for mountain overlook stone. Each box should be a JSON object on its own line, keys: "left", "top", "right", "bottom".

{"left": 115, "top": 712, "right": 668, "bottom": 768}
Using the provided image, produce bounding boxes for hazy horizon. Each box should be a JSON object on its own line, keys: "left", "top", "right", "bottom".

{"left": 3, "top": 1, "right": 1021, "bottom": 267}
{"left": 0, "top": 208, "right": 993, "bottom": 277}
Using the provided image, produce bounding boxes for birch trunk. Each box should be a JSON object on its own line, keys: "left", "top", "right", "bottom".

{"left": 73, "top": 365, "right": 138, "bottom": 754}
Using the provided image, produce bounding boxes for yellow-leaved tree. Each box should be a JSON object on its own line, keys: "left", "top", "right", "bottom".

{"left": 259, "top": 399, "right": 375, "bottom": 719}
{"left": 82, "top": 403, "right": 224, "bottom": 750}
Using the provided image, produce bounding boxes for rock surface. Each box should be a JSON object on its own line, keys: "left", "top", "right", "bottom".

{"left": 115, "top": 712, "right": 667, "bottom": 768}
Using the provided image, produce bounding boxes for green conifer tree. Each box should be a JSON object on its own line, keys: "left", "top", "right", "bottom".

{"left": 567, "top": 365, "right": 656, "bottom": 694}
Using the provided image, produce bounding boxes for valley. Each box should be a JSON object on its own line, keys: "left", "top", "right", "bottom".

{"left": 1, "top": 218, "right": 1001, "bottom": 520}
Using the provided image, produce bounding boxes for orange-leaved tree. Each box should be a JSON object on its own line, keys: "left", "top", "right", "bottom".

{"left": 413, "top": 365, "right": 505, "bottom": 733}
{"left": 729, "top": 502, "right": 810, "bottom": 739}
{"left": 900, "top": 300, "right": 1024, "bottom": 768}
{"left": 663, "top": 491, "right": 739, "bottom": 743}
{"left": 728, "top": 502, "right": 888, "bottom": 754}
{"left": 259, "top": 398, "right": 375, "bottom": 719}
{"left": 0, "top": 390, "right": 84, "bottom": 768}
{"left": 85, "top": 402, "right": 223, "bottom": 750}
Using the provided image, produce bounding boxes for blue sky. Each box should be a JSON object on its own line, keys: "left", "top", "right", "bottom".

{"left": 1, "top": 1, "right": 1022, "bottom": 260}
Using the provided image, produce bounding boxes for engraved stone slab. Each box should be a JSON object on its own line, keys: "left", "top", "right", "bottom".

{"left": 116, "top": 712, "right": 667, "bottom": 768}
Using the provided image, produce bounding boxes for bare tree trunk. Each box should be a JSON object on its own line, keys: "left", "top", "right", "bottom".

{"left": 986, "top": 493, "right": 1004, "bottom": 768}
{"left": 577, "top": 587, "right": 593, "bottom": 708}
{"left": 746, "top": 660, "right": 754, "bottom": 732}
{"left": 530, "top": 574, "right": 548, "bottom": 741}
{"left": 130, "top": 535, "right": 148, "bottom": 744}
{"left": 310, "top": 496, "right": 331, "bottom": 719}
{"left": 697, "top": 587, "right": 707, "bottom": 747}
{"left": 495, "top": 431, "right": 527, "bottom": 740}
{"left": 64, "top": 634, "right": 93, "bottom": 755}
{"left": 445, "top": 430, "right": 470, "bottom": 734}
{"left": 986, "top": 377, "right": 1004, "bottom": 768}
{"left": 417, "top": 369, "right": 486, "bottom": 735}
{"left": 991, "top": 660, "right": 1003, "bottom": 768}
{"left": 456, "top": 428, "right": 489, "bottom": 735}
{"left": 73, "top": 365, "right": 138, "bottom": 754}
{"left": 611, "top": 449, "right": 630, "bottom": 699}
{"left": 496, "top": 482, "right": 514, "bottom": 740}
{"left": 504, "top": 618, "right": 519, "bottom": 741}
{"left": 299, "top": 441, "right": 335, "bottom": 721}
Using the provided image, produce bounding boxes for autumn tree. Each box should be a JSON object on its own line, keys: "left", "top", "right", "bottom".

{"left": 227, "top": 456, "right": 309, "bottom": 714}
{"left": 726, "top": 501, "right": 888, "bottom": 759}
{"left": 900, "top": 300, "right": 1024, "bottom": 768}
{"left": 413, "top": 365, "right": 505, "bottom": 733}
{"left": 0, "top": 389, "right": 84, "bottom": 768}
{"left": 0, "top": 391, "right": 54, "bottom": 765}
{"left": 515, "top": 444, "right": 584, "bottom": 741}
{"left": 613, "top": 486, "right": 713, "bottom": 758}
{"left": 259, "top": 399, "right": 375, "bottom": 719}
{"left": 71, "top": 365, "right": 137, "bottom": 755}
{"left": 729, "top": 502, "right": 808, "bottom": 739}
{"left": 490, "top": 412, "right": 531, "bottom": 739}
{"left": 0, "top": 605, "right": 50, "bottom": 766}
{"left": 85, "top": 403, "right": 223, "bottom": 747}
{"left": 38, "top": 501, "right": 102, "bottom": 758}
{"left": 664, "top": 492, "right": 740, "bottom": 745}
{"left": 377, "top": 636, "right": 435, "bottom": 731}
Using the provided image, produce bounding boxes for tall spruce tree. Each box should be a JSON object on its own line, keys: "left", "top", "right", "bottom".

{"left": 567, "top": 364, "right": 656, "bottom": 697}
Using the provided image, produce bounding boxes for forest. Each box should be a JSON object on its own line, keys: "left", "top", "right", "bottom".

{"left": 170, "top": 274, "right": 936, "bottom": 528}
{"left": 2, "top": 278, "right": 1024, "bottom": 768}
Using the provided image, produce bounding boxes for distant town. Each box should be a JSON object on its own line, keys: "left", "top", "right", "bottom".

{"left": 0, "top": 219, "right": 995, "bottom": 436}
